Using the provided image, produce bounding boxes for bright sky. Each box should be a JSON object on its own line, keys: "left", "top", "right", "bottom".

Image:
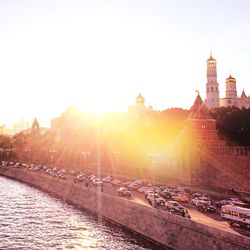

{"left": 0, "top": 0, "right": 250, "bottom": 128}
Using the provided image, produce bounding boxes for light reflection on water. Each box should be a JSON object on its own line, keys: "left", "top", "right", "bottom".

{"left": 0, "top": 176, "right": 165, "bottom": 250}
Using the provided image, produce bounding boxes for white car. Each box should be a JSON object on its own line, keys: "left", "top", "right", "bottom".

{"left": 147, "top": 194, "right": 165, "bottom": 206}
{"left": 93, "top": 179, "right": 103, "bottom": 186}
{"left": 111, "top": 179, "right": 121, "bottom": 186}
{"left": 144, "top": 190, "right": 155, "bottom": 198}
{"left": 215, "top": 197, "right": 247, "bottom": 207}
{"left": 102, "top": 176, "right": 112, "bottom": 183}
{"left": 165, "top": 201, "right": 185, "bottom": 212}
{"left": 138, "top": 187, "right": 148, "bottom": 193}
{"left": 191, "top": 197, "right": 211, "bottom": 206}
{"left": 117, "top": 187, "right": 131, "bottom": 197}
{"left": 133, "top": 179, "right": 144, "bottom": 185}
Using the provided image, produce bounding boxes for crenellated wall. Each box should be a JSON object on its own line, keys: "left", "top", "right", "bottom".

{"left": 0, "top": 167, "right": 249, "bottom": 250}
{"left": 207, "top": 145, "right": 250, "bottom": 156}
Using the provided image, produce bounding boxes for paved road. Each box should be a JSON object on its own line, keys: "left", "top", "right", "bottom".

{"left": 7, "top": 167, "right": 250, "bottom": 238}
{"left": 85, "top": 181, "right": 250, "bottom": 237}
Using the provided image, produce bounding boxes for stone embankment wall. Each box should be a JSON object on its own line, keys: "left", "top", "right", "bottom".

{"left": 0, "top": 168, "right": 249, "bottom": 250}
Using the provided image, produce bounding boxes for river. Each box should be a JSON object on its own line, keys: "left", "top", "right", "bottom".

{"left": 0, "top": 176, "right": 164, "bottom": 250}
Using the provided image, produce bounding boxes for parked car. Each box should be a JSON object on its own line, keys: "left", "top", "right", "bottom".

{"left": 111, "top": 179, "right": 122, "bottom": 187}
{"left": 144, "top": 190, "right": 155, "bottom": 198}
{"left": 133, "top": 179, "right": 145, "bottom": 186}
{"left": 165, "top": 201, "right": 185, "bottom": 213}
{"left": 215, "top": 198, "right": 248, "bottom": 208}
{"left": 147, "top": 194, "right": 165, "bottom": 206}
{"left": 127, "top": 183, "right": 140, "bottom": 191}
{"left": 191, "top": 197, "right": 211, "bottom": 206}
{"left": 171, "top": 193, "right": 189, "bottom": 203}
{"left": 74, "top": 175, "right": 85, "bottom": 183}
{"left": 196, "top": 201, "right": 216, "bottom": 213}
{"left": 138, "top": 186, "right": 148, "bottom": 193}
{"left": 192, "top": 192, "right": 210, "bottom": 198}
{"left": 58, "top": 174, "right": 67, "bottom": 180}
{"left": 117, "top": 187, "right": 131, "bottom": 197}
{"left": 159, "top": 190, "right": 172, "bottom": 199}
{"left": 69, "top": 170, "right": 77, "bottom": 176}
{"left": 102, "top": 176, "right": 112, "bottom": 183}
{"left": 92, "top": 178, "right": 103, "bottom": 186}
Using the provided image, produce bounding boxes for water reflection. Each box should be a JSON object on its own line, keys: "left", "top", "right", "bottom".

{"left": 0, "top": 177, "right": 167, "bottom": 249}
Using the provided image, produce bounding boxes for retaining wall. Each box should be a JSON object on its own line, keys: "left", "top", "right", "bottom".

{"left": 0, "top": 167, "right": 249, "bottom": 250}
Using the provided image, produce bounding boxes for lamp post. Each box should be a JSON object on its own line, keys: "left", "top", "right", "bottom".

{"left": 80, "top": 151, "right": 90, "bottom": 170}
{"left": 5, "top": 149, "right": 9, "bottom": 160}
{"left": 8, "top": 148, "right": 14, "bottom": 161}
{"left": 148, "top": 152, "right": 160, "bottom": 208}
{"left": 24, "top": 150, "right": 32, "bottom": 162}
{"left": 49, "top": 150, "right": 56, "bottom": 165}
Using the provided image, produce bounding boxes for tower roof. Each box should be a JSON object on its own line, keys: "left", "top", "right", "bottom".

{"left": 241, "top": 90, "right": 247, "bottom": 98}
{"left": 207, "top": 55, "right": 216, "bottom": 62}
{"left": 207, "top": 51, "right": 216, "bottom": 62}
{"left": 189, "top": 93, "right": 212, "bottom": 119}
{"left": 32, "top": 118, "right": 39, "bottom": 129}
{"left": 136, "top": 93, "right": 145, "bottom": 104}
{"left": 226, "top": 74, "right": 236, "bottom": 82}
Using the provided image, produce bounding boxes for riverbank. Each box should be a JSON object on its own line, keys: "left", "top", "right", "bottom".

{"left": 0, "top": 167, "right": 249, "bottom": 250}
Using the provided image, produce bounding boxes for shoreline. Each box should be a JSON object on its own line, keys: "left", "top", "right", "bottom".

{"left": 0, "top": 167, "right": 249, "bottom": 250}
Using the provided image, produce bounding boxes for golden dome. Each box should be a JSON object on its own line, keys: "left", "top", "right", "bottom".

{"left": 207, "top": 56, "right": 216, "bottom": 62}
{"left": 226, "top": 75, "right": 236, "bottom": 82}
{"left": 136, "top": 94, "right": 145, "bottom": 104}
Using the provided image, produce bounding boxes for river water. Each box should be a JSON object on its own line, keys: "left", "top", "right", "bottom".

{"left": 0, "top": 176, "right": 165, "bottom": 250}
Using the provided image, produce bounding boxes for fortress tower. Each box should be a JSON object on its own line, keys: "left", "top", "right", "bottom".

{"left": 205, "top": 52, "right": 220, "bottom": 109}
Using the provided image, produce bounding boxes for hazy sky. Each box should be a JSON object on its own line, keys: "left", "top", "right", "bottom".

{"left": 0, "top": 0, "right": 250, "bottom": 127}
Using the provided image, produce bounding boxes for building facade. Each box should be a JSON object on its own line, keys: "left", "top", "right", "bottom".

{"left": 220, "top": 75, "right": 250, "bottom": 108}
{"left": 128, "top": 94, "right": 153, "bottom": 114}
{"left": 205, "top": 53, "right": 220, "bottom": 109}
{"left": 205, "top": 53, "right": 250, "bottom": 109}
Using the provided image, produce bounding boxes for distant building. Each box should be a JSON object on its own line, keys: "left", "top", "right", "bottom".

{"left": 0, "top": 124, "right": 6, "bottom": 135}
{"left": 220, "top": 75, "right": 250, "bottom": 108}
{"left": 205, "top": 53, "right": 220, "bottom": 109}
{"left": 205, "top": 53, "right": 250, "bottom": 109}
{"left": 13, "top": 118, "right": 30, "bottom": 134}
{"left": 128, "top": 94, "right": 153, "bottom": 114}
{"left": 31, "top": 118, "right": 40, "bottom": 137}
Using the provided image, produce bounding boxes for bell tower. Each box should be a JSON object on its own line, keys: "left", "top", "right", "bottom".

{"left": 225, "top": 74, "right": 237, "bottom": 99}
{"left": 205, "top": 52, "right": 220, "bottom": 109}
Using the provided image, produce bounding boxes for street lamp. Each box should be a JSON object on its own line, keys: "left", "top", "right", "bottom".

{"left": 6, "top": 149, "right": 10, "bottom": 160}
{"left": 80, "top": 151, "right": 90, "bottom": 170}
{"left": 148, "top": 152, "right": 160, "bottom": 208}
{"left": 24, "top": 149, "right": 32, "bottom": 162}
{"left": 49, "top": 150, "right": 56, "bottom": 165}
{"left": 8, "top": 148, "right": 14, "bottom": 160}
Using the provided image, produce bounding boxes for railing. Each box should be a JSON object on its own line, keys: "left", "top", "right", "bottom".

{"left": 206, "top": 145, "right": 250, "bottom": 156}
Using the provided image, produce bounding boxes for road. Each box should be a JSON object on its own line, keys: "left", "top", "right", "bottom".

{"left": 84, "top": 181, "right": 250, "bottom": 237}
{"left": 5, "top": 166, "right": 250, "bottom": 238}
